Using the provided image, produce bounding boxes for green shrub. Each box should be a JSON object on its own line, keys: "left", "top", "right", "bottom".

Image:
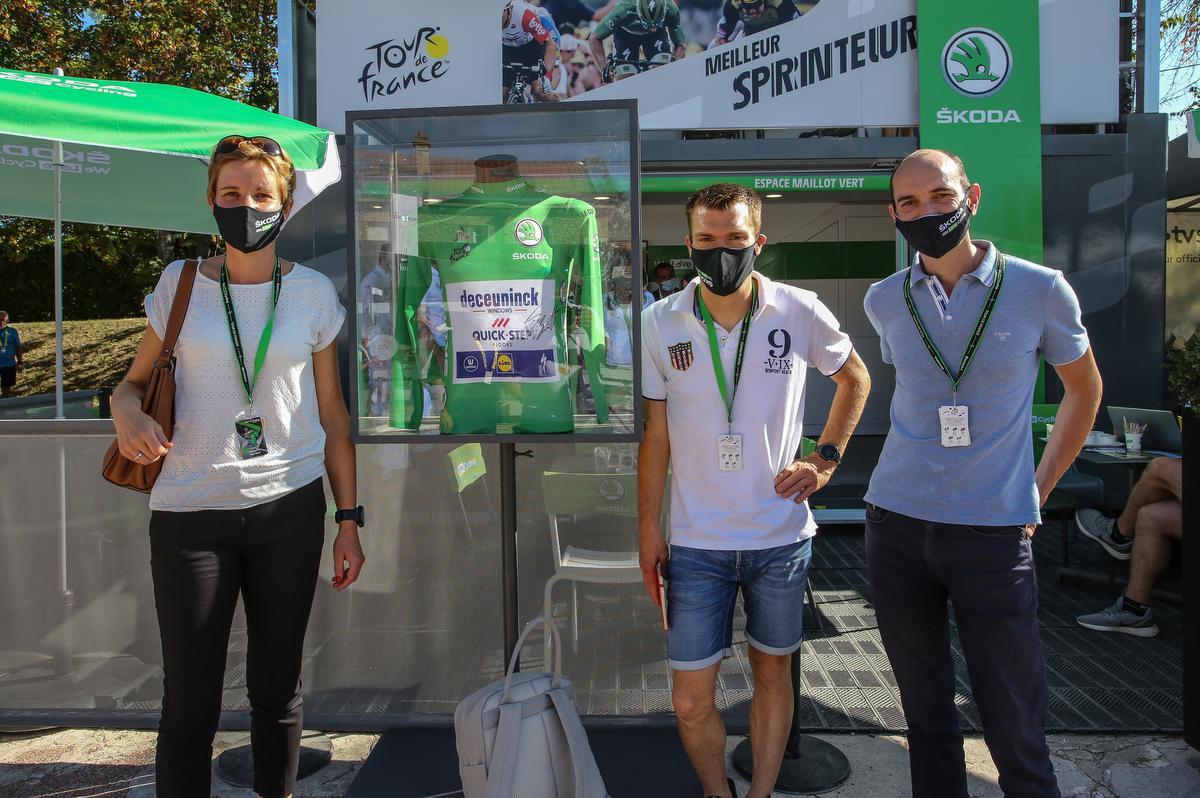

{"left": 1166, "top": 332, "right": 1200, "bottom": 410}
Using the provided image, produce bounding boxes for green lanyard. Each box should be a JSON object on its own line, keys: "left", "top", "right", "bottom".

{"left": 902, "top": 252, "right": 1005, "bottom": 405}
{"left": 697, "top": 281, "right": 757, "bottom": 433}
{"left": 0, "top": 329, "right": 8, "bottom": 351}
{"left": 219, "top": 257, "right": 282, "bottom": 406}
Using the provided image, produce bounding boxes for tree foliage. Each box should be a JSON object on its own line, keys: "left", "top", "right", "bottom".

{"left": 0, "top": 2, "right": 282, "bottom": 319}
{"left": 1162, "top": 0, "right": 1200, "bottom": 117}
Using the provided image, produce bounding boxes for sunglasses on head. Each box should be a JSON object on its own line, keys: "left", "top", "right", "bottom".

{"left": 213, "top": 135, "right": 284, "bottom": 157}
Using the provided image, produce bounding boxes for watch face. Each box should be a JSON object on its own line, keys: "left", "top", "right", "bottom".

{"left": 819, "top": 444, "right": 840, "bottom": 463}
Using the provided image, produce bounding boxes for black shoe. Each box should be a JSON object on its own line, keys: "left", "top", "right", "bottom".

{"left": 704, "top": 777, "right": 738, "bottom": 798}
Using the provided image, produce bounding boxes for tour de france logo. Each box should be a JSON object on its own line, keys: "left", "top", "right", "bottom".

{"left": 515, "top": 218, "right": 544, "bottom": 247}
{"left": 941, "top": 28, "right": 1012, "bottom": 98}
{"left": 357, "top": 26, "right": 451, "bottom": 102}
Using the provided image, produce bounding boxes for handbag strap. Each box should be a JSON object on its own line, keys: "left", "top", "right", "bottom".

{"left": 154, "top": 259, "right": 199, "bottom": 370}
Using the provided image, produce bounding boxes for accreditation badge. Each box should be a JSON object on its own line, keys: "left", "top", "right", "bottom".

{"left": 717, "top": 434, "right": 743, "bottom": 472}
{"left": 235, "top": 416, "right": 268, "bottom": 459}
{"left": 939, "top": 405, "right": 971, "bottom": 448}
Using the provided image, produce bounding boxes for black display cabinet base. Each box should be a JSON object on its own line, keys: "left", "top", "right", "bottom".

{"left": 215, "top": 730, "right": 332, "bottom": 787}
{"left": 346, "top": 723, "right": 702, "bottom": 797}
{"left": 731, "top": 734, "right": 851, "bottom": 795}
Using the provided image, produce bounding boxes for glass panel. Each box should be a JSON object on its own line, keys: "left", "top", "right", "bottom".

{"left": 514, "top": 440, "right": 669, "bottom": 716}
{"left": 0, "top": 433, "right": 503, "bottom": 723}
{"left": 348, "top": 103, "right": 639, "bottom": 442}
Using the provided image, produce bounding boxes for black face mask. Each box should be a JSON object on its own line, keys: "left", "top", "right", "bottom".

{"left": 690, "top": 244, "right": 757, "bottom": 296}
{"left": 212, "top": 204, "right": 286, "bottom": 254}
{"left": 894, "top": 199, "right": 971, "bottom": 260}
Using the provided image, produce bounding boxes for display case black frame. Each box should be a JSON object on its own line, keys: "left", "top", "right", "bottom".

{"left": 344, "top": 99, "right": 642, "bottom": 444}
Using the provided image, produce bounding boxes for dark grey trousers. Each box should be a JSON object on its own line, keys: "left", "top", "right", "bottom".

{"left": 865, "top": 504, "right": 1060, "bottom": 798}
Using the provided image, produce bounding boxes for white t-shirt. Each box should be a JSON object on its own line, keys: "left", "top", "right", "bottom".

{"left": 642, "top": 274, "right": 852, "bottom": 551}
{"left": 144, "top": 259, "right": 345, "bottom": 511}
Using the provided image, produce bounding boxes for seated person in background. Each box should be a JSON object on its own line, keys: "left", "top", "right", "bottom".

{"left": 1075, "top": 456, "right": 1183, "bottom": 637}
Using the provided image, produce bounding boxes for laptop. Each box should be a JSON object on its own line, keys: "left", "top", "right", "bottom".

{"left": 1105, "top": 406, "right": 1183, "bottom": 453}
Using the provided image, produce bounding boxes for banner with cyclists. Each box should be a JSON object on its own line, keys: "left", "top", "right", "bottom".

{"left": 316, "top": 0, "right": 1117, "bottom": 133}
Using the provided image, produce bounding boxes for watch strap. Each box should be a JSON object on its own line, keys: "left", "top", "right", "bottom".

{"left": 335, "top": 506, "right": 364, "bottom": 527}
{"left": 817, "top": 443, "right": 842, "bottom": 464}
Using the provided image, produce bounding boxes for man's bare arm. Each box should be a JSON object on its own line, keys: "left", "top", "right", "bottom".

{"left": 1037, "top": 348, "right": 1103, "bottom": 504}
{"left": 638, "top": 398, "right": 671, "bottom": 605}
{"left": 775, "top": 350, "right": 871, "bottom": 502}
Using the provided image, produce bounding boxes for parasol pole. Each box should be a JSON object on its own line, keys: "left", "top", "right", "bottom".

{"left": 52, "top": 67, "right": 64, "bottom": 420}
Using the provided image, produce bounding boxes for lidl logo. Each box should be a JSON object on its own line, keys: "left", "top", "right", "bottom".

{"left": 942, "top": 28, "right": 1011, "bottom": 98}
{"left": 496, "top": 354, "right": 514, "bottom": 373}
{"left": 515, "top": 218, "right": 543, "bottom": 247}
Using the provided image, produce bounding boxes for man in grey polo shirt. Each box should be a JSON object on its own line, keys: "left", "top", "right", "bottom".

{"left": 862, "top": 150, "right": 1102, "bottom": 798}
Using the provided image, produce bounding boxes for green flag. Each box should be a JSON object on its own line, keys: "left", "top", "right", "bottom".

{"left": 448, "top": 443, "right": 487, "bottom": 493}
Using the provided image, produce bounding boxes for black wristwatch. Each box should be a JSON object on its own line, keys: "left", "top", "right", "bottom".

{"left": 335, "top": 505, "right": 365, "bottom": 527}
{"left": 817, "top": 443, "right": 842, "bottom": 465}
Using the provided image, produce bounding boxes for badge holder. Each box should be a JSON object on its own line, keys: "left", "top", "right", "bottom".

{"left": 235, "top": 413, "right": 268, "bottom": 459}
{"left": 939, "top": 402, "right": 971, "bottom": 448}
{"left": 718, "top": 432, "right": 743, "bottom": 472}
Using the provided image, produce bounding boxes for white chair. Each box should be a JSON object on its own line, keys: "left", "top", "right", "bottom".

{"left": 540, "top": 470, "right": 642, "bottom": 664}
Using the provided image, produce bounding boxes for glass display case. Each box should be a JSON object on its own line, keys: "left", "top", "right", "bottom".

{"left": 346, "top": 101, "right": 641, "bottom": 442}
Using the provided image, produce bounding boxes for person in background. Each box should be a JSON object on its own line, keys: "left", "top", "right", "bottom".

{"left": 1075, "top": 456, "right": 1183, "bottom": 637}
{"left": 360, "top": 245, "right": 395, "bottom": 417}
{"left": 603, "top": 273, "right": 651, "bottom": 367}
{"left": 863, "top": 149, "right": 1102, "bottom": 798}
{"left": 503, "top": 0, "right": 561, "bottom": 102}
{"left": 110, "top": 135, "right": 366, "bottom": 798}
{"left": 650, "top": 261, "right": 680, "bottom": 300}
{"left": 0, "top": 311, "right": 24, "bottom": 398}
{"left": 709, "top": 0, "right": 811, "bottom": 48}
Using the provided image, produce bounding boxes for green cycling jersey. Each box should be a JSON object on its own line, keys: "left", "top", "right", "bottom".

{"left": 594, "top": 0, "right": 685, "bottom": 44}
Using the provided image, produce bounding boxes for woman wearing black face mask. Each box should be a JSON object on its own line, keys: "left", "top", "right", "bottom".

{"left": 110, "top": 135, "right": 364, "bottom": 798}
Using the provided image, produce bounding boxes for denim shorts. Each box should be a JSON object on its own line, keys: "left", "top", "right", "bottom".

{"left": 665, "top": 538, "right": 813, "bottom": 671}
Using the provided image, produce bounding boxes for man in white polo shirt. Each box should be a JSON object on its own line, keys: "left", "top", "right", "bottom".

{"left": 639, "top": 183, "right": 870, "bottom": 798}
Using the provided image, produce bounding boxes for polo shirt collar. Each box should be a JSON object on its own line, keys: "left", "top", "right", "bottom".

{"left": 912, "top": 240, "right": 999, "bottom": 287}
{"left": 669, "top": 272, "right": 777, "bottom": 320}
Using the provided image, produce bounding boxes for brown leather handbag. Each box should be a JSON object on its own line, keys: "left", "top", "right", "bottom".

{"left": 101, "top": 259, "right": 199, "bottom": 493}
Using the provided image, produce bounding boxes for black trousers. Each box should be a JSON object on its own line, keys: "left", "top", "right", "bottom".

{"left": 149, "top": 478, "right": 326, "bottom": 798}
{"left": 865, "top": 505, "right": 1060, "bottom": 798}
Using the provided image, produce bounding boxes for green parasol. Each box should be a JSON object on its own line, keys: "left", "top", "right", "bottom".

{"left": 0, "top": 67, "right": 342, "bottom": 416}
{"left": 0, "top": 67, "right": 340, "bottom": 233}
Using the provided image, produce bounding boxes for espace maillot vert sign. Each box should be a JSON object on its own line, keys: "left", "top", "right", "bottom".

{"left": 315, "top": 0, "right": 1117, "bottom": 134}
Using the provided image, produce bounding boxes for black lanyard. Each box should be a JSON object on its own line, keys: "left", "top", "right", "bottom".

{"left": 697, "top": 282, "right": 758, "bottom": 433}
{"left": 902, "top": 252, "right": 1005, "bottom": 404}
{"left": 219, "top": 257, "right": 282, "bottom": 406}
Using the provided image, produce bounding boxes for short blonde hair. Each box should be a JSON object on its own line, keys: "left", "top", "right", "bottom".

{"left": 207, "top": 138, "right": 296, "bottom": 205}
